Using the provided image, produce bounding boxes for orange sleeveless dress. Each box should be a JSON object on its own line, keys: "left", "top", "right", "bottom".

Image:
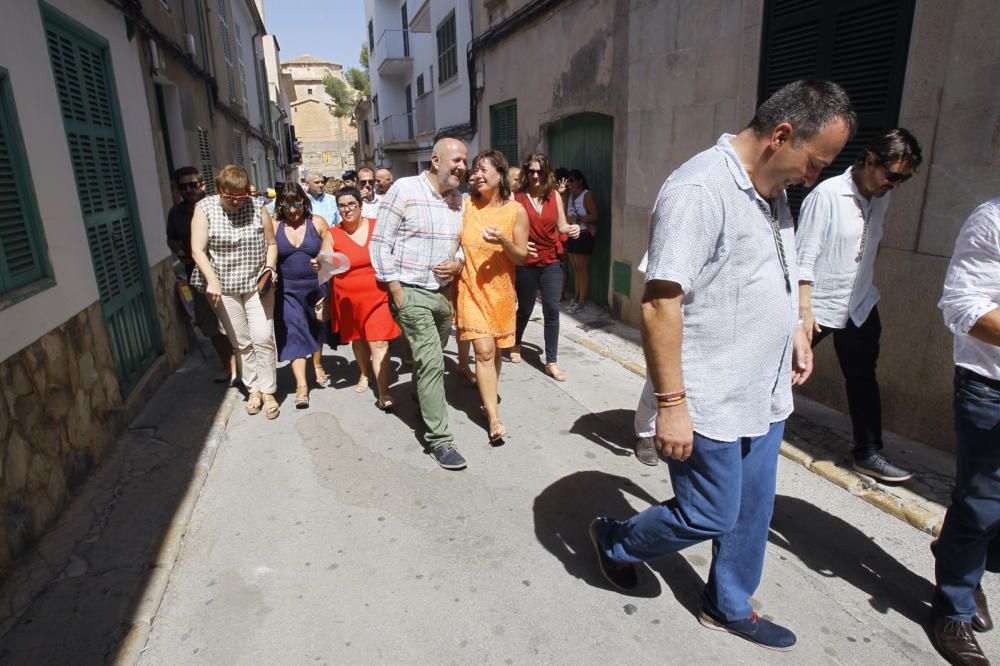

{"left": 456, "top": 199, "right": 519, "bottom": 347}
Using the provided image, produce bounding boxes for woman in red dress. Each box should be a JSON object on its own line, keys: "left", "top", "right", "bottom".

{"left": 329, "top": 186, "right": 400, "bottom": 410}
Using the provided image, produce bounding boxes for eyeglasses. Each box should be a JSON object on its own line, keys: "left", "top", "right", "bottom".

{"left": 526, "top": 168, "right": 543, "bottom": 175}
{"left": 280, "top": 201, "right": 304, "bottom": 210}
{"left": 358, "top": 179, "right": 376, "bottom": 186}
{"left": 883, "top": 166, "right": 913, "bottom": 184}
{"left": 337, "top": 201, "right": 359, "bottom": 210}
{"left": 178, "top": 182, "right": 202, "bottom": 190}
{"left": 220, "top": 192, "right": 251, "bottom": 200}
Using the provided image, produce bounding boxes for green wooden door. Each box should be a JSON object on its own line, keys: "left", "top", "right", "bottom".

{"left": 44, "top": 11, "right": 161, "bottom": 394}
{"left": 548, "top": 113, "right": 613, "bottom": 305}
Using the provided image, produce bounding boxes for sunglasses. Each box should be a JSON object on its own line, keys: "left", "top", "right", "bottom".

{"left": 526, "top": 168, "right": 543, "bottom": 175}
{"left": 358, "top": 179, "right": 376, "bottom": 186}
{"left": 280, "top": 201, "right": 304, "bottom": 211}
{"left": 883, "top": 167, "right": 912, "bottom": 184}
{"left": 178, "top": 182, "right": 202, "bottom": 190}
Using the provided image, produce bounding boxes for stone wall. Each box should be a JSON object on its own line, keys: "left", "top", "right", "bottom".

{"left": 0, "top": 257, "right": 187, "bottom": 577}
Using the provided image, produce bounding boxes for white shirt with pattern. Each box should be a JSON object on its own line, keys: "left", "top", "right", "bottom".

{"left": 939, "top": 198, "right": 1000, "bottom": 380}
{"left": 645, "top": 134, "right": 799, "bottom": 442}
{"left": 194, "top": 195, "right": 266, "bottom": 295}
{"left": 369, "top": 172, "right": 464, "bottom": 290}
{"left": 796, "top": 167, "right": 892, "bottom": 328}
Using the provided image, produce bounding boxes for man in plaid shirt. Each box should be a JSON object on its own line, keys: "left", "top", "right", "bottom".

{"left": 370, "top": 137, "right": 469, "bottom": 470}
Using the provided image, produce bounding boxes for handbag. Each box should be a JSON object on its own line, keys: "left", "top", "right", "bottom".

{"left": 257, "top": 267, "right": 274, "bottom": 296}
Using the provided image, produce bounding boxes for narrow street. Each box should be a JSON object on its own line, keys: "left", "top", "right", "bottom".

{"left": 135, "top": 311, "right": 992, "bottom": 664}
{"left": 1, "top": 309, "right": 992, "bottom": 664}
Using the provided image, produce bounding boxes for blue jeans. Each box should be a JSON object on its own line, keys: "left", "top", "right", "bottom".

{"left": 595, "top": 421, "right": 784, "bottom": 621}
{"left": 934, "top": 367, "right": 1000, "bottom": 621}
{"left": 515, "top": 263, "right": 562, "bottom": 364}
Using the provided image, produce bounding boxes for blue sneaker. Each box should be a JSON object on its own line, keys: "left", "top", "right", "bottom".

{"left": 430, "top": 443, "right": 467, "bottom": 470}
{"left": 698, "top": 609, "right": 796, "bottom": 652}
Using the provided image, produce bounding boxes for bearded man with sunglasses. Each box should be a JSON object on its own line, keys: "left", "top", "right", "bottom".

{"left": 796, "top": 128, "right": 923, "bottom": 482}
{"left": 167, "top": 166, "right": 235, "bottom": 382}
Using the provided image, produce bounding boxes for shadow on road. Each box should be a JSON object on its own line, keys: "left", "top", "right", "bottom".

{"left": 533, "top": 470, "right": 705, "bottom": 614}
{"left": 0, "top": 343, "right": 233, "bottom": 664}
{"left": 570, "top": 409, "right": 635, "bottom": 458}
{"left": 769, "top": 494, "right": 934, "bottom": 625}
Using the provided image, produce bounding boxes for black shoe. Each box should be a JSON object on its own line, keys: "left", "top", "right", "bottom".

{"left": 429, "top": 443, "right": 467, "bottom": 470}
{"left": 588, "top": 518, "right": 638, "bottom": 591}
{"left": 930, "top": 540, "right": 992, "bottom": 632}
{"left": 698, "top": 608, "right": 796, "bottom": 652}
{"left": 634, "top": 436, "right": 659, "bottom": 466}
{"left": 852, "top": 452, "right": 913, "bottom": 482}
{"left": 932, "top": 616, "right": 990, "bottom": 665}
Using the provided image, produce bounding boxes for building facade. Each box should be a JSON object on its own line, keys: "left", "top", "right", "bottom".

{"left": 282, "top": 55, "right": 357, "bottom": 179}
{"left": 363, "top": 0, "right": 478, "bottom": 176}
{"left": 469, "top": 0, "right": 1000, "bottom": 453}
{"left": 0, "top": 0, "right": 282, "bottom": 577}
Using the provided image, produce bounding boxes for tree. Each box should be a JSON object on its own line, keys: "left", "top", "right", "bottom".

{"left": 359, "top": 43, "right": 369, "bottom": 70}
{"left": 323, "top": 75, "right": 354, "bottom": 117}
{"left": 346, "top": 66, "right": 369, "bottom": 98}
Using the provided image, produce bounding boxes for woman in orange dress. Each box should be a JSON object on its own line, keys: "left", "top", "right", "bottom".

{"left": 329, "top": 186, "right": 400, "bottom": 410}
{"left": 456, "top": 150, "right": 530, "bottom": 444}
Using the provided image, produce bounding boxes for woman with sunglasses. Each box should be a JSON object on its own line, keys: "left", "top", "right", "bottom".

{"left": 510, "top": 153, "right": 580, "bottom": 381}
{"left": 271, "top": 182, "right": 334, "bottom": 408}
{"left": 329, "top": 186, "right": 400, "bottom": 410}
{"left": 564, "top": 169, "right": 599, "bottom": 313}
{"left": 190, "top": 165, "right": 281, "bottom": 419}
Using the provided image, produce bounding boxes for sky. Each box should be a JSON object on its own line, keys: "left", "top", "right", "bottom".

{"left": 262, "top": 0, "right": 367, "bottom": 71}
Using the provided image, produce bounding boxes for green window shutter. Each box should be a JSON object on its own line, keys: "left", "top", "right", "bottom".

{"left": 217, "top": 0, "right": 236, "bottom": 102}
{"left": 198, "top": 126, "right": 216, "bottom": 194}
{"left": 436, "top": 11, "right": 457, "bottom": 83}
{"left": 759, "top": 0, "right": 915, "bottom": 215}
{"left": 0, "top": 70, "right": 48, "bottom": 296}
{"left": 45, "top": 10, "right": 160, "bottom": 391}
{"left": 490, "top": 99, "right": 517, "bottom": 167}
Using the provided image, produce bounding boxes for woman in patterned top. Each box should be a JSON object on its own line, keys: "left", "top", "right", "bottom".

{"left": 191, "top": 165, "right": 281, "bottom": 419}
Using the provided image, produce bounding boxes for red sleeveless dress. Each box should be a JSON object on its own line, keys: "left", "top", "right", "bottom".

{"left": 328, "top": 221, "right": 400, "bottom": 342}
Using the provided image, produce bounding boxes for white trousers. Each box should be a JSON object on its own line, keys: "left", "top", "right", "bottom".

{"left": 214, "top": 290, "right": 277, "bottom": 394}
{"left": 634, "top": 375, "right": 657, "bottom": 439}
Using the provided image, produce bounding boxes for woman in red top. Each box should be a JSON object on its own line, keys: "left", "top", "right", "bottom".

{"left": 329, "top": 186, "right": 400, "bottom": 410}
{"left": 511, "top": 153, "right": 580, "bottom": 381}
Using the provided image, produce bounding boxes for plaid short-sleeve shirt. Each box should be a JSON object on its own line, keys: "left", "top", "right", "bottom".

{"left": 195, "top": 195, "right": 267, "bottom": 295}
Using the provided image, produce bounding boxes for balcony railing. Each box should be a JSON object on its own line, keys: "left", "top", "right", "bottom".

{"left": 375, "top": 29, "right": 411, "bottom": 74}
{"left": 381, "top": 112, "right": 414, "bottom": 145}
{"left": 414, "top": 93, "right": 435, "bottom": 136}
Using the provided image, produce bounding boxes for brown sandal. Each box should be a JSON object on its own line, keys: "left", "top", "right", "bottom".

{"left": 246, "top": 391, "right": 263, "bottom": 415}
{"left": 294, "top": 386, "right": 309, "bottom": 409}
{"left": 545, "top": 363, "right": 567, "bottom": 382}
{"left": 263, "top": 395, "right": 280, "bottom": 420}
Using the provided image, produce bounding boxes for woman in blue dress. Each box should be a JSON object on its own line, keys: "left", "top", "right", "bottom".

{"left": 271, "top": 182, "right": 334, "bottom": 407}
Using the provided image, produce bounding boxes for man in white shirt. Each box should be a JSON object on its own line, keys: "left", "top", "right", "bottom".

{"left": 932, "top": 198, "right": 1000, "bottom": 665}
{"left": 796, "top": 129, "right": 922, "bottom": 483}
{"left": 591, "top": 80, "right": 855, "bottom": 652}
{"left": 357, "top": 166, "right": 381, "bottom": 219}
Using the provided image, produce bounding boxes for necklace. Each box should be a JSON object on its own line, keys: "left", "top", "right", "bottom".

{"left": 756, "top": 199, "right": 791, "bottom": 294}
{"left": 851, "top": 196, "right": 870, "bottom": 264}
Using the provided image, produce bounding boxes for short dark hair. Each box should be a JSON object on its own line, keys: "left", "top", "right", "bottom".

{"left": 470, "top": 150, "right": 511, "bottom": 200}
{"left": 334, "top": 186, "right": 363, "bottom": 207}
{"left": 554, "top": 167, "right": 569, "bottom": 180}
{"left": 853, "top": 128, "right": 923, "bottom": 170}
{"left": 521, "top": 152, "right": 557, "bottom": 200}
{"left": 341, "top": 170, "right": 358, "bottom": 181}
{"left": 748, "top": 79, "right": 858, "bottom": 145}
{"left": 274, "top": 182, "right": 312, "bottom": 220}
{"left": 173, "top": 166, "right": 200, "bottom": 184}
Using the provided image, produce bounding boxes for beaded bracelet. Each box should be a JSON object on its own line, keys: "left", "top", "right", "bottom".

{"left": 653, "top": 389, "right": 686, "bottom": 400}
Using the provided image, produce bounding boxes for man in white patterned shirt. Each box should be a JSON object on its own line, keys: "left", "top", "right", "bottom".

{"left": 590, "top": 80, "right": 855, "bottom": 652}
{"left": 796, "top": 129, "right": 922, "bottom": 483}
{"left": 931, "top": 198, "right": 1000, "bottom": 665}
{"left": 370, "top": 137, "right": 468, "bottom": 470}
